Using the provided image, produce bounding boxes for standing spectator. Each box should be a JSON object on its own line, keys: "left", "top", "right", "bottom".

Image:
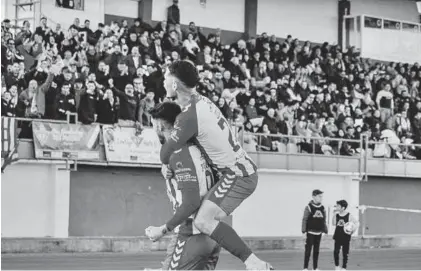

{"left": 150, "top": 37, "right": 164, "bottom": 64}
{"left": 167, "top": 0, "right": 180, "bottom": 27}
{"left": 97, "top": 88, "right": 119, "bottom": 124}
{"left": 78, "top": 81, "right": 98, "bottom": 124}
{"left": 1, "top": 91, "right": 17, "bottom": 117}
{"left": 127, "top": 46, "right": 142, "bottom": 76}
{"left": 376, "top": 83, "right": 394, "bottom": 123}
{"left": 302, "top": 190, "right": 328, "bottom": 271}
{"left": 109, "top": 79, "right": 140, "bottom": 125}
{"left": 18, "top": 67, "right": 55, "bottom": 118}
{"left": 138, "top": 90, "right": 155, "bottom": 126}
{"left": 55, "top": 82, "right": 76, "bottom": 120}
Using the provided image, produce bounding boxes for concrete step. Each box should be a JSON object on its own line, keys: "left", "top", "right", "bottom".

{"left": 2, "top": 235, "right": 421, "bottom": 254}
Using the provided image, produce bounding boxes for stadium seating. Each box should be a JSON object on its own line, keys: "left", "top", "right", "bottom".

{"left": 1, "top": 11, "right": 420, "bottom": 160}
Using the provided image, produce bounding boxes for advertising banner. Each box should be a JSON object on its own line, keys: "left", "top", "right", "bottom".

{"left": 102, "top": 126, "right": 161, "bottom": 164}
{"left": 32, "top": 122, "right": 101, "bottom": 160}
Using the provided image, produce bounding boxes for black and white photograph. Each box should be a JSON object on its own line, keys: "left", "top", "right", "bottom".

{"left": 1, "top": 0, "right": 421, "bottom": 270}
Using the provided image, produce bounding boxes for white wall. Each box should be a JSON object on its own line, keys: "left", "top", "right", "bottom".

{"left": 1, "top": 162, "right": 70, "bottom": 237}
{"left": 351, "top": 0, "right": 420, "bottom": 23}
{"left": 152, "top": 0, "right": 245, "bottom": 32}
{"left": 104, "top": 0, "right": 137, "bottom": 18}
{"left": 232, "top": 171, "right": 360, "bottom": 237}
{"left": 257, "top": 0, "right": 339, "bottom": 44}
{"left": 40, "top": 0, "right": 105, "bottom": 30}
{"left": 361, "top": 27, "right": 421, "bottom": 63}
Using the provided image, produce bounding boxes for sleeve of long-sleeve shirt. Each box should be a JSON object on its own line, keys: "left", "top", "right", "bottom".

{"left": 165, "top": 149, "right": 201, "bottom": 231}
{"left": 160, "top": 105, "right": 198, "bottom": 164}
{"left": 301, "top": 206, "right": 310, "bottom": 233}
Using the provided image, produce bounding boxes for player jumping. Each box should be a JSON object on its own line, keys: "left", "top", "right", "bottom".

{"left": 145, "top": 102, "right": 221, "bottom": 270}
{"left": 156, "top": 60, "right": 272, "bottom": 270}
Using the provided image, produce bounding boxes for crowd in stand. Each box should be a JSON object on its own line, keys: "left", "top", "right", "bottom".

{"left": 1, "top": 0, "right": 421, "bottom": 159}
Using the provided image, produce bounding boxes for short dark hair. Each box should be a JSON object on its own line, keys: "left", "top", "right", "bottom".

{"left": 336, "top": 200, "right": 348, "bottom": 209}
{"left": 149, "top": 102, "right": 182, "bottom": 126}
{"left": 312, "top": 189, "right": 323, "bottom": 196}
{"left": 168, "top": 60, "right": 199, "bottom": 88}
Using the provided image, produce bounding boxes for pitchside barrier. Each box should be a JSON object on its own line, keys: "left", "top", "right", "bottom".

{"left": 2, "top": 116, "right": 421, "bottom": 177}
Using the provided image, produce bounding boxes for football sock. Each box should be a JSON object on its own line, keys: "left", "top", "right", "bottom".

{"left": 210, "top": 221, "right": 252, "bottom": 262}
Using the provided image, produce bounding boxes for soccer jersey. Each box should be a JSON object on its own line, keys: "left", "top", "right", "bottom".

{"left": 160, "top": 93, "right": 257, "bottom": 177}
{"left": 164, "top": 144, "right": 215, "bottom": 236}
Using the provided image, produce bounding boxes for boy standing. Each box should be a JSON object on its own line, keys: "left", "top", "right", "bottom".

{"left": 333, "top": 200, "right": 359, "bottom": 271}
{"left": 302, "top": 189, "right": 328, "bottom": 271}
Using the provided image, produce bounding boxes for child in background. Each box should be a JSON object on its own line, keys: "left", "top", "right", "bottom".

{"left": 332, "top": 200, "right": 359, "bottom": 271}
{"left": 301, "top": 189, "right": 328, "bottom": 271}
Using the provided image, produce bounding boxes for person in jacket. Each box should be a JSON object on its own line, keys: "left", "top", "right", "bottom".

{"left": 167, "top": 0, "right": 180, "bottom": 27}
{"left": 301, "top": 189, "right": 328, "bottom": 271}
{"left": 18, "top": 66, "right": 55, "bottom": 118}
{"left": 55, "top": 82, "right": 76, "bottom": 120}
{"left": 97, "top": 88, "right": 119, "bottom": 124}
{"left": 78, "top": 81, "right": 98, "bottom": 124}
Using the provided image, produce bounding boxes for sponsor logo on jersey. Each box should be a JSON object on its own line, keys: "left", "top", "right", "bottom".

{"left": 176, "top": 172, "right": 197, "bottom": 182}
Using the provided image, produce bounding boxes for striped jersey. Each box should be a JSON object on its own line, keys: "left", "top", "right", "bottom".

{"left": 160, "top": 93, "right": 257, "bottom": 177}
{"left": 163, "top": 144, "right": 215, "bottom": 236}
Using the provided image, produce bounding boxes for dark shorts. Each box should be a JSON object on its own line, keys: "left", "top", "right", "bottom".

{"left": 205, "top": 171, "right": 258, "bottom": 215}
{"left": 162, "top": 233, "right": 221, "bottom": 270}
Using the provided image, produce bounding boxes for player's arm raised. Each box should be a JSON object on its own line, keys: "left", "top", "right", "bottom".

{"left": 165, "top": 151, "right": 201, "bottom": 231}
{"left": 160, "top": 108, "right": 198, "bottom": 164}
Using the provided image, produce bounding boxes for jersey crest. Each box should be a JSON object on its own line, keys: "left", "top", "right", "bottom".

{"left": 337, "top": 219, "right": 345, "bottom": 227}
{"left": 313, "top": 210, "right": 324, "bottom": 218}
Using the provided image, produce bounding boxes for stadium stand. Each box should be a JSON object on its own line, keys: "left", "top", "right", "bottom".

{"left": 1, "top": 9, "right": 421, "bottom": 160}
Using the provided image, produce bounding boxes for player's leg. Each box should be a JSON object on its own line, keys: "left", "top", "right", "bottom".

{"left": 203, "top": 243, "right": 221, "bottom": 270}
{"left": 303, "top": 233, "right": 314, "bottom": 270}
{"left": 312, "top": 234, "right": 322, "bottom": 270}
{"left": 342, "top": 240, "right": 351, "bottom": 270}
{"left": 193, "top": 173, "right": 270, "bottom": 269}
{"left": 333, "top": 240, "right": 341, "bottom": 270}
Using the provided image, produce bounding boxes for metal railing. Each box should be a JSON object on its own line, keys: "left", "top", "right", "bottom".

{"left": 5, "top": 117, "right": 421, "bottom": 177}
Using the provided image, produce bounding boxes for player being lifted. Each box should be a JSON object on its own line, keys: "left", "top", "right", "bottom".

{"left": 145, "top": 102, "right": 221, "bottom": 270}
{"left": 147, "top": 60, "right": 273, "bottom": 270}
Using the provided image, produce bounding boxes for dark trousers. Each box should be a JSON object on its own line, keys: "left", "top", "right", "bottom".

{"left": 334, "top": 239, "right": 350, "bottom": 268}
{"left": 304, "top": 233, "right": 322, "bottom": 269}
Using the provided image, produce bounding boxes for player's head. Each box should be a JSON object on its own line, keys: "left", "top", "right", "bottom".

{"left": 149, "top": 101, "right": 182, "bottom": 140}
{"left": 312, "top": 189, "right": 323, "bottom": 204}
{"left": 335, "top": 200, "right": 348, "bottom": 212}
{"left": 164, "top": 60, "right": 199, "bottom": 99}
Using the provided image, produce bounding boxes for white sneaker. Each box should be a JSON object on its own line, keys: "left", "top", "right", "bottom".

{"left": 335, "top": 267, "right": 341, "bottom": 270}
{"left": 342, "top": 269, "right": 347, "bottom": 271}
{"left": 303, "top": 269, "right": 308, "bottom": 271}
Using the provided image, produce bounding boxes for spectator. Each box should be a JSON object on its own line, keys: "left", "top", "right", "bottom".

{"left": 125, "top": 46, "right": 141, "bottom": 76}
{"left": 109, "top": 79, "right": 140, "bottom": 125}
{"left": 97, "top": 88, "right": 119, "bottom": 124}
{"left": 138, "top": 90, "right": 155, "bottom": 126}
{"left": 376, "top": 83, "right": 394, "bottom": 123}
{"left": 78, "top": 81, "right": 98, "bottom": 124}
{"left": 55, "top": 82, "right": 76, "bottom": 120}
{"left": 167, "top": 0, "right": 180, "bottom": 27}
